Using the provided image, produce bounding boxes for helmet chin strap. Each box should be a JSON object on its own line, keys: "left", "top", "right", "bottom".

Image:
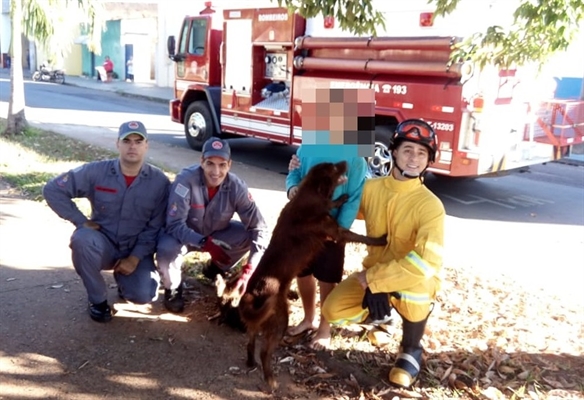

{"left": 394, "top": 161, "right": 430, "bottom": 180}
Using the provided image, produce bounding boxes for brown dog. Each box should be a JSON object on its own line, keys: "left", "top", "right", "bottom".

{"left": 216, "top": 161, "right": 386, "bottom": 390}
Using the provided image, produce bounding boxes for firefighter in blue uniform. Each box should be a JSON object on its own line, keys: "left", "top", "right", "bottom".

{"left": 157, "top": 137, "right": 268, "bottom": 313}
{"left": 43, "top": 121, "right": 170, "bottom": 323}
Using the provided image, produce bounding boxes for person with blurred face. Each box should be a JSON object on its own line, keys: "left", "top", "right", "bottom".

{"left": 43, "top": 121, "right": 170, "bottom": 323}
{"left": 156, "top": 138, "right": 268, "bottom": 313}
{"left": 285, "top": 87, "right": 370, "bottom": 351}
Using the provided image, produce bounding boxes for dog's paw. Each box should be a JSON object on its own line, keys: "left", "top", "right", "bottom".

{"left": 371, "top": 234, "right": 388, "bottom": 246}
{"left": 332, "top": 194, "right": 349, "bottom": 205}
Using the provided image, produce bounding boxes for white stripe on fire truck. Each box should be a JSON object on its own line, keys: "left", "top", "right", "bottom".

{"left": 176, "top": 80, "right": 198, "bottom": 92}
{"left": 293, "top": 126, "right": 302, "bottom": 138}
{"left": 221, "top": 115, "right": 290, "bottom": 136}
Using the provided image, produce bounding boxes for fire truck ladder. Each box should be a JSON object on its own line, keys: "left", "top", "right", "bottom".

{"left": 528, "top": 100, "right": 584, "bottom": 149}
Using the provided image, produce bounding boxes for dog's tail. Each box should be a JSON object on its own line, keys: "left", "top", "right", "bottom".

{"left": 238, "top": 292, "right": 277, "bottom": 327}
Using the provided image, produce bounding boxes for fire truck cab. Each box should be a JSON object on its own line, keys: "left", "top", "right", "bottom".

{"left": 167, "top": 2, "right": 584, "bottom": 178}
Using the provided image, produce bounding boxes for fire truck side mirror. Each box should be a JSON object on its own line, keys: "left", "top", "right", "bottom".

{"left": 167, "top": 36, "right": 176, "bottom": 60}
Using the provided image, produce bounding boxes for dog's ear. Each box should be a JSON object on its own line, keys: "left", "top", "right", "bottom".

{"left": 317, "top": 175, "right": 337, "bottom": 198}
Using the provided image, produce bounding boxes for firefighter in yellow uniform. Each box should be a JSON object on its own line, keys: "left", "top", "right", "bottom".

{"left": 322, "top": 119, "right": 445, "bottom": 388}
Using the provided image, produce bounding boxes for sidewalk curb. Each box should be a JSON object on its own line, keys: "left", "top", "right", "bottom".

{"left": 63, "top": 81, "right": 171, "bottom": 105}
{"left": 118, "top": 91, "right": 170, "bottom": 105}
{"left": 556, "top": 158, "right": 584, "bottom": 167}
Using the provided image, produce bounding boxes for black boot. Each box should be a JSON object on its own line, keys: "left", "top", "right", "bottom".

{"left": 89, "top": 300, "right": 112, "bottom": 323}
{"left": 164, "top": 284, "right": 185, "bottom": 313}
{"left": 389, "top": 316, "right": 428, "bottom": 388}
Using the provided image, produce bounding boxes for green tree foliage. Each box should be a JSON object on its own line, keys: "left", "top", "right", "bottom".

{"left": 3, "top": 0, "right": 102, "bottom": 136}
{"left": 23, "top": 0, "right": 103, "bottom": 60}
{"left": 277, "top": 0, "right": 386, "bottom": 36}
{"left": 278, "top": 0, "right": 584, "bottom": 69}
{"left": 433, "top": 0, "right": 584, "bottom": 69}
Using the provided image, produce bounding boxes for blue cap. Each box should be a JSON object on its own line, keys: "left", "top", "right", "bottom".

{"left": 202, "top": 138, "right": 231, "bottom": 160}
{"left": 118, "top": 121, "right": 148, "bottom": 140}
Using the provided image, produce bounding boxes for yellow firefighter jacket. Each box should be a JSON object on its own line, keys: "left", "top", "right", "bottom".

{"left": 359, "top": 175, "right": 445, "bottom": 299}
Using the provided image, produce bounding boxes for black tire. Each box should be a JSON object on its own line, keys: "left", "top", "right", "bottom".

{"left": 367, "top": 125, "right": 395, "bottom": 177}
{"left": 32, "top": 71, "right": 41, "bottom": 81}
{"left": 54, "top": 72, "right": 65, "bottom": 84}
{"left": 184, "top": 101, "right": 214, "bottom": 151}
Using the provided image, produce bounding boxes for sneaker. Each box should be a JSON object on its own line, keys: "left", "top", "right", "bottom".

{"left": 164, "top": 286, "right": 185, "bottom": 313}
{"left": 201, "top": 262, "right": 226, "bottom": 281}
{"left": 88, "top": 300, "right": 112, "bottom": 323}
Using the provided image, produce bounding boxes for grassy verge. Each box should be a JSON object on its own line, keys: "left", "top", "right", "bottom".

{"left": 0, "top": 119, "right": 118, "bottom": 201}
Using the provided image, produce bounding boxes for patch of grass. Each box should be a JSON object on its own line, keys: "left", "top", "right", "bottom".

{"left": 0, "top": 118, "right": 174, "bottom": 201}
{"left": 2, "top": 171, "right": 56, "bottom": 201}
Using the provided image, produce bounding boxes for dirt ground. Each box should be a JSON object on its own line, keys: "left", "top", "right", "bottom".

{"left": 1, "top": 179, "right": 583, "bottom": 400}
{"left": 0, "top": 264, "right": 380, "bottom": 400}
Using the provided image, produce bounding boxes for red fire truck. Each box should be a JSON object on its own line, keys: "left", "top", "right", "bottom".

{"left": 166, "top": 3, "right": 584, "bottom": 177}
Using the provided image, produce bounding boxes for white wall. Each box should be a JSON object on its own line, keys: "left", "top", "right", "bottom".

{"left": 0, "top": 13, "right": 10, "bottom": 54}
{"left": 543, "top": 28, "right": 584, "bottom": 79}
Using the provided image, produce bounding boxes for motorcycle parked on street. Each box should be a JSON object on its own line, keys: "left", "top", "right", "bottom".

{"left": 32, "top": 64, "right": 65, "bottom": 84}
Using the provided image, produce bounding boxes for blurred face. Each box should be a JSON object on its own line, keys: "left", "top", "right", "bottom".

{"left": 201, "top": 156, "right": 231, "bottom": 188}
{"left": 117, "top": 134, "right": 148, "bottom": 166}
{"left": 392, "top": 141, "right": 430, "bottom": 180}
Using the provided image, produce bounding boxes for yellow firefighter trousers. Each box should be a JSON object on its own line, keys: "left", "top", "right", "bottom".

{"left": 322, "top": 272, "right": 436, "bottom": 325}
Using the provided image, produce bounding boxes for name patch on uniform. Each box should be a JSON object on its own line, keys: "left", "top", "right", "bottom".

{"left": 168, "top": 202, "right": 178, "bottom": 217}
{"left": 174, "top": 183, "right": 189, "bottom": 198}
{"left": 95, "top": 186, "right": 117, "bottom": 193}
{"left": 56, "top": 173, "right": 69, "bottom": 187}
{"left": 191, "top": 204, "right": 204, "bottom": 209}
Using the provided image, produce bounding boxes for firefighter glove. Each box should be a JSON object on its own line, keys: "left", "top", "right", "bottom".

{"left": 361, "top": 288, "right": 392, "bottom": 323}
{"left": 200, "top": 236, "right": 232, "bottom": 265}
{"left": 233, "top": 263, "right": 254, "bottom": 296}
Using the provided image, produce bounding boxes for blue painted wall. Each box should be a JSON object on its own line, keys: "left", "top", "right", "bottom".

{"left": 81, "top": 20, "right": 122, "bottom": 78}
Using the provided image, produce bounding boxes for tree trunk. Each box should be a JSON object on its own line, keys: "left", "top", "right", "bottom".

{"left": 3, "top": 0, "right": 27, "bottom": 136}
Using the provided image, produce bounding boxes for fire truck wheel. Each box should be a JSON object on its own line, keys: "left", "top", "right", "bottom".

{"left": 184, "top": 101, "right": 214, "bottom": 151}
{"left": 367, "top": 126, "right": 395, "bottom": 177}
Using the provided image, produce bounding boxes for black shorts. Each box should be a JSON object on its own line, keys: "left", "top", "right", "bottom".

{"left": 298, "top": 241, "right": 345, "bottom": 283}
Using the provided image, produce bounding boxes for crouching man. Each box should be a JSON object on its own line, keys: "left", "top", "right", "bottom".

{"left": 157, "top": 137, "right": 268, "bottom": 313}
{"left": 321, "top": 119, "right": 446, "bottom": 388}
{"left": 43, "top": 121, "right": 170, "bottom": 323}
